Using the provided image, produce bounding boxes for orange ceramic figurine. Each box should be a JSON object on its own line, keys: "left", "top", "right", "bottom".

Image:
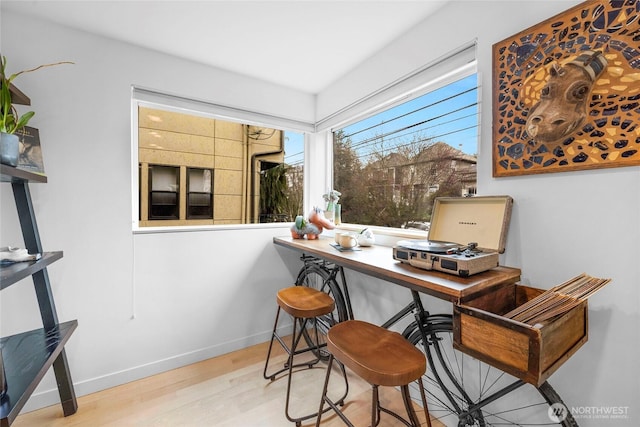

{"left": 290, "top": 207, "right": 335, "bottom": 239}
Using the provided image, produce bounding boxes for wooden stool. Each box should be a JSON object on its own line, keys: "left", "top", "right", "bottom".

{"left": 316, "top": 320, "right": 431, "bottom": 427}
{"left": 263, "top": 286, "right": 348, "bottom": 426}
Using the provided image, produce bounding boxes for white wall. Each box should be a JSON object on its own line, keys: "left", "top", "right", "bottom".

{"left": 317, "top": 1, "right": 640, "bottom": 426}
{"left": 1, "top": 1, "right": 639, "bottom": 426}
{"left": 0, "top": 9, "right": 309, "bottom": 411}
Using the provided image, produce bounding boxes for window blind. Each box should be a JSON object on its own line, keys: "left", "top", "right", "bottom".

{"left": 316, "top": 40, "right": 477, "bottom": 133}
{"left": 131, "top": 86, "right": 316, "bottom": 133}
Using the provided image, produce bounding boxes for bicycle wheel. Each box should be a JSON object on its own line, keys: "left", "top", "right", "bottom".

{"left": 404, "top": 315, "right": 577, "bottom": 427}
{"left": 295, "top": 262, "right": 348, "bottom": 358}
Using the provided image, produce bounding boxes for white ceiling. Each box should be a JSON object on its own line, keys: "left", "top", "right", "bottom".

{"left": 2, "top": 0, "right": 448, "bottom": 94}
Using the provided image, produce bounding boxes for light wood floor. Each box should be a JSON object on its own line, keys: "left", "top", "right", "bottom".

{"left": 14, "top": 339, "right": 440, "bottom": 427}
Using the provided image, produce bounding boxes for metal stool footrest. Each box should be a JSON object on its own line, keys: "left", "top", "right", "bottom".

{"left": 263, "top": 286, "right": 349, "bottom": 425}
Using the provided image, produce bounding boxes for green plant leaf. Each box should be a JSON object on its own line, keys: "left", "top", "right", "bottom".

{"left": 1, "top": 54, "right": 73, "bottom": 134}
{"left": 14, "top": 111, "right": 34, "bottom": 130}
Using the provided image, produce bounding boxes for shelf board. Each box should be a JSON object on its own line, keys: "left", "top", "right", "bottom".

{"left": 8, "top": 84, "right": 30, "bottom": 106}
{"left": 0, "top": 165, "right": 47, "bottom": 183}
{"left": 0, "top": 252, "right": 63, "bottom": 291}
{"left": 0, "top": 320, "right": 77, "bottom": 427}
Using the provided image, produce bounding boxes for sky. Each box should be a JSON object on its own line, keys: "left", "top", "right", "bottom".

{"left": 340, "top": 74, "right": 479, "bottom": 159}
{"left": 283, "top": 73, "right": 478, "bottom": 169}
{"left": 283, "top": 131, "right": 304, "bottom": 167}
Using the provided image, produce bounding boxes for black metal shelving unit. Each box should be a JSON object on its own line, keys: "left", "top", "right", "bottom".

{"left": 0, "top": 163, "right": 78, "bottom": 427}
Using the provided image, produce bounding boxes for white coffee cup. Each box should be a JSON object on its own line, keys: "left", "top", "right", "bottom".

{"left": 338, "top": 233, "right": 358, "bottom": 248}
{"left": 334, "top": 231, "right": 343, "bottom": 244}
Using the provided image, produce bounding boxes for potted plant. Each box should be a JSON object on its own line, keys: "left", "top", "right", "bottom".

{"left": 322, "top": 189, "right": 341, "bottom": 222}
{"left": 1, "top": 55, "right": 72, "bottom": 166}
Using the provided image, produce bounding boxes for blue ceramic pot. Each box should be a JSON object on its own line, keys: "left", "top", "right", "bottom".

{"left": 0, "top": 132, "right": 19, "bottom": 166}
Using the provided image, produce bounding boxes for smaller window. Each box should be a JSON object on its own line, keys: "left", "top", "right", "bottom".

{"left": 148, "top": 165, "right": 180, "bottom": 220}
{"left": 187, "top": 168, "right": 213, "bottom": 219}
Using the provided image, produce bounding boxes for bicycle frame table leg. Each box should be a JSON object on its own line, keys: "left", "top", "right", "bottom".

{"left": 337, "top": 266, "right": 354, "bottom": 320}
{"left": 411, "top": 290, "right": 426, "bottom": 317}
{"left": 381, "top": 300, "right": 419, "bottom": 329}
{"left": 292, "top": 252, "right": 578, "bottom": 427}
{"left": 461, "top": 379, "right": 527, "bottom": 423}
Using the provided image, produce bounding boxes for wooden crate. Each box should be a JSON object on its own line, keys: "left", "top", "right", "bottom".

{"left": 453, "top": 283, "right": 588, "bottom": 386}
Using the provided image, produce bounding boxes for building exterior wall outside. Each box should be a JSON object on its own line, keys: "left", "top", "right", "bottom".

{"left": 138, "top": 107, "right": 283, "bottom": 226}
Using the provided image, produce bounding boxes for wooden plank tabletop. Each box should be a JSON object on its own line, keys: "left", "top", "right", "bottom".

{"left": 274, "top": 236, "right": 521, "bottom": 303}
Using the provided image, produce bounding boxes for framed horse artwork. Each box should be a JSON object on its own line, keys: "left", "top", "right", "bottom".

{"left": 492, "top": 0, "right": 640, "bottom": 177}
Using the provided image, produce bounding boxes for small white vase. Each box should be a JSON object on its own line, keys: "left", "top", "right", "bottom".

{"left": 324, "top": 202, "right": 335, "bottom": 222}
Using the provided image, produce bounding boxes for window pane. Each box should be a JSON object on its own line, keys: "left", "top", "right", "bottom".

{"left": 187, "top": 168, "right": 213, "bottom": 219}
{"left": 259, "top": 131, "right": 304, "bottom": 223}
{"left": 333, "top": 74, "right": 478, "bottom": 228}
{"left": 148, "top": 165, "right": 180, "bottom": 220}
{"left": 137, "top": 105, "right": 304, "bottom": 227}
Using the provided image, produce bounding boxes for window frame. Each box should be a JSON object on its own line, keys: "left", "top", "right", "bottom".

{"left": 324, "top": 46, "right": 479, "bottom": 239}
{"left": 130, "top": 42, "right": 477, "bottom": 236}
{"left": 131, "top": 89, "right": 313, "bottom": 233}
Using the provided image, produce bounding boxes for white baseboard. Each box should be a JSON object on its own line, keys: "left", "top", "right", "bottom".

{"left": 20, "top": 323, "right": 291, "bottom": 414}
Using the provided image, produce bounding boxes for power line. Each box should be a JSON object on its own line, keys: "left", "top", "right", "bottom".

{"left": 342, "top": 86, "right": 478, "bottom": 140}
{"left": 354, "top": 124, "right": 478, "bottom": 164}
{"left": 348, "top": 103, "right": 477, "bottom": 151}
{"left": 285, "top": 80, "right": 479, "bottom": 171}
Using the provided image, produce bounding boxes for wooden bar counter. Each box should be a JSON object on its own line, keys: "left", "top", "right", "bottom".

{"left": 273, "top": 236, "right": 521, "bottom": 303}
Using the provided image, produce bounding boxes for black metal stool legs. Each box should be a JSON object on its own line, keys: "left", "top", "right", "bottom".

{"left": 372, "top": 385, "right": 381, "bottom": 427}
{"left": 264, "top": 306, "right": 348, "bottom": 426}
{"left": 263, "top": 306, "right": 284, "bottom": 381}
{"left": 316, "top": 354, "right": 353, "bottom": 427}
{"left": 375, "top": 384, "right": 423, "bottom": 427}
{"left": 414, "top": 377, "right": 432, "bottom": 427}
{"left": 316, "top": 354, "right": 430, "bottom": 427}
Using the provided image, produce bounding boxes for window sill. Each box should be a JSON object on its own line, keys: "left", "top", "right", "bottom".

{"left": 132, "top": 222, "right": 292, "bottom": 234}
{"left": 330, "top": 223, "right": 428, "bottom": 247}
{"left": 131, "top": 221, "right": 428, "bottom": 245}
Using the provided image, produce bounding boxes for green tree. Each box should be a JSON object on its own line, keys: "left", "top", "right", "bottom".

{"left": 259, "top": 163, "right": 288, "bottom": 222}
{"left": 283, "top": 165, "right": 303, "bottom": 220}
{"left": 333, "top": 128, "right": 474, "bottom": 227}
{"left": 333, "top": 130, "right": 367, "bottom": 223}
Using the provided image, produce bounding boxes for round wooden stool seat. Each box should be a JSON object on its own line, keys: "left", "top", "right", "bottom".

{"left": 277, "top": 286, "right": 335, "bottom": 318}
{"left": 327, "top": 320, "right": 426, "bottom": 387}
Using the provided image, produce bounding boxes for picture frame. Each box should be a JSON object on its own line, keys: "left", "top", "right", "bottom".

{"left": 492, "top": 0, "right": 640, "bottom": 177}
{"left": 15, "top": 126, "right": 45, "bottom": 175}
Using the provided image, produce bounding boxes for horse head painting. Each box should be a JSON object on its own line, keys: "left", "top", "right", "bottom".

{"left": 524, "top": 50, "right": 608, "bottom": 145}
{"left": 492, "top": 0, "right": 640, "bottom": 176}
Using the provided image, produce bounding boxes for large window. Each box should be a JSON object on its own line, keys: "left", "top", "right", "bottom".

{"left": 333, "top": 73, "right": 478, "bottom": 229}
{"left": 134, "top": 103, "right": 305, "bottom": 228}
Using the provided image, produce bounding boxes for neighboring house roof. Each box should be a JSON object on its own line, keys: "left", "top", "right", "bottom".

{"left": 366, "top": 141, "right": 477, "bottom": 170}
{"left": 414, "top": 141, "right": 476, "bottom": 164}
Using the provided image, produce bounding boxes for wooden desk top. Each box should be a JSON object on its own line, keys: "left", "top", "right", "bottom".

{"left": 274, "top": 236, "right": 521, "bottom": 303}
